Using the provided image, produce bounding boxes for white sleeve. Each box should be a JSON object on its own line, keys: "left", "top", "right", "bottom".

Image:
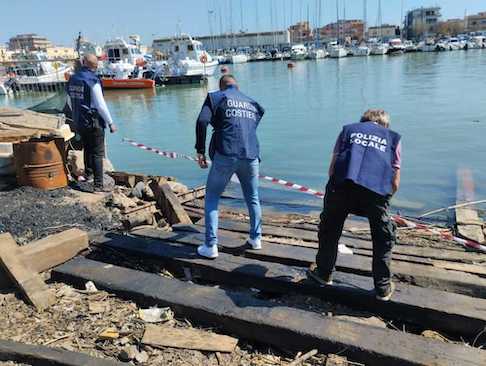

{"left": 90, "top": 83, "right": 113, "bottom": 125}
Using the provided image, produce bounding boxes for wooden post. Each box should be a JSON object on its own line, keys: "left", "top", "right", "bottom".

{"left": 150, "top": 182, "right": 192, "bottom": 225}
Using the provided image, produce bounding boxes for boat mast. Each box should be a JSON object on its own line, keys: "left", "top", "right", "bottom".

{"left": 364, "top": 0, "right": 368, "bottom": 40}
{"left": 255, "top": 0, "right": 260, "bottom": 48}
{"left": 336, "top": 0, "right": 340, "bottom": 44}
{"left": 240, "top": 0, "right": 244, "bottom": 32}
{"left": 378, "top": 0, "right": 383, "bottom": 41}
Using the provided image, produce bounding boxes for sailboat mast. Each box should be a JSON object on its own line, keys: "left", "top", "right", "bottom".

{"left": 336, "top": 0, "right": 340, "bottom": 44}
{"left": 240, "top": 0, "right": 244, "bottom": 32}
{"left": 363, "top": 0, "right": 367, "bottom": 38}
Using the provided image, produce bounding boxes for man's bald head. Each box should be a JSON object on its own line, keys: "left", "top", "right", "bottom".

{"left": 219, "top": 74, "right": 238, "bottom": 91}
{"left": 82, "top": 54, "right": 98, "bottom": 71}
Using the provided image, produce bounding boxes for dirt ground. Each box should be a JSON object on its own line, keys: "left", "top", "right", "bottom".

{"left": 0, "top": 282, "right": 342, "bottom": 366}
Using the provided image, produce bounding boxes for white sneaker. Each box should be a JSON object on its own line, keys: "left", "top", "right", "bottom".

{"left": 197, "top": 245, "right": 218, "bottom": 259}
{"left": 247, "top": 238, "right": 262, "bottom": 250}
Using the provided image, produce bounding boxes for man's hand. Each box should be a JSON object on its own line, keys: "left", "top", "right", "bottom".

{"left": 109, "top": 123, "right": 117, "bottom": 133}
{"left": 197, "top": 153, "right": 208, "bottom": 169}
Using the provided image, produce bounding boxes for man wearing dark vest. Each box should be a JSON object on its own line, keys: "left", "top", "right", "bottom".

{"left": 67, "top": 54, "right": 117, "bottom": 193}
{"left": 195, "top": 75, "right": 265, "bottom": 259}
{"left": 308, "top": 109, "right": 402, "bottom": 301}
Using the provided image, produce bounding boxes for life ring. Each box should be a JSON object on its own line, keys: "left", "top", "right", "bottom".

{"left": 200, "top": 53, "right": 208, "bottom": 64}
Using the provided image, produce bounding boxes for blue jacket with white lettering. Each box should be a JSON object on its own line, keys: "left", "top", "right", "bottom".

{"left": 333, "top": 122, "right": 401, "bottom": 196}
{"left": 67, "top": 67, "right": 104, "bottom": 129}
{"left": 195, "top": 85, "right": 265, "bottom": 160}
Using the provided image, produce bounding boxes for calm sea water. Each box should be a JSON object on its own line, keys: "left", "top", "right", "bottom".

{"left": 2, "top": 50, "right": 486, "bottom": 216}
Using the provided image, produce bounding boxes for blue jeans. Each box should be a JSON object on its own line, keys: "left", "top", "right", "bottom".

{"left": 205, "top": 152, "right": 262, "bottom": 247}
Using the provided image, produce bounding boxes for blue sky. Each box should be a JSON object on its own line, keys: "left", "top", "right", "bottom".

{"left": 1, "top": 1, "right": 484, "bottom": 46}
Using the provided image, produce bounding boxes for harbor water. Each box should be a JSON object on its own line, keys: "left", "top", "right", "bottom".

{"left": 2, "top": 49, "right": 486, "bottom": 216}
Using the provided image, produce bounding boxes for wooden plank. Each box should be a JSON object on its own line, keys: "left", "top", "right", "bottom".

{"left": 52, "top": 258, "right": 486, "bottom": 366}
{"left": 150, "top": 182, "right": 192, "bottom": 225}
{"left": 0, "top": 229, "right": 89, "bottom": 290}
{"left": 209, "top": 219, "right": 485, "bottom": 263}
{"left": 134, "top": 227, "right": 486, "bottom": 298}
{"left": 455, "top": 168, "right": 485, "bottom": 243}
{"left": 177, "top": 186, "right": 206, "bottom": 204}
{"left": 0, "top": 339, "right": 124, "bottom": 366}
{"left": 0, "top": 233, "right": 55, "bottom": 310}
{"left": 20, "top": 229, "right": 89, "bottom": 273}
{"left": 95, "top": 234, "right": 486, "bottom": 337}
{"left": 142, "top": 324, "right": 238, "bottom": 353}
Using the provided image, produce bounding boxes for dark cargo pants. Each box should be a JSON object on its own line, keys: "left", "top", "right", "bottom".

{"left": 316, "top": 180, "right": 396, "bottom": 294}
{"left": 79, "top": 125, "right": 105, "bottom": 189}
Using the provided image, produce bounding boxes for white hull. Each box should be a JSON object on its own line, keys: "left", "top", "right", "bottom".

{"left": 420, "top": 44, "right": 437, "bottom": 52}
{"left": 308, "top": 49, "right": 328, "bottom": 59}
{"left": 353, "top": 47, "right": 370, "bottom": 56}
{"left": 230, "top": 54, "right": 248, "bottom": 64}
{"left": 370, "top": 45, "right": 388, "bottom": 55}
{"left": 15, "top": 65, "right": 71, "bottom": 85}
{"left": 329, "top": 47, "right": 347, "bottom": 58}
{"left": 181, "top": 60, "right": 218, "bottom": 76}
{"left": 291, "top": 53, "right": 307, "bottom": 60}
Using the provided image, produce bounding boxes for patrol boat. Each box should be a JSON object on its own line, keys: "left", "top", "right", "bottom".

{"left": 98, "top": 38, "right": 154, "bottom": 89}
{"left": 165, "top": 34, "right": 218, "bottom": 76}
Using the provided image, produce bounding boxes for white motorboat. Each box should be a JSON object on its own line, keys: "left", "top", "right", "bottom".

{"left": 351, "top": 46, "right": 370, "bottom": 57}
{"left": 328, "top": 44, "right": 347, "bottom": 58}
{"left": 290, "top": 44, "right": 308, "bottom": 60}
{"left": 166, "top": 34, "right": 218, "bottom": 76}
{"left": 418, "top": 39, "right": 437, "bottom": 52}
{"left": 308, "top": 48, "right": 328, "bottom": 59}
{"left": 7, "top": 53, "right": 71, "bottom": 87}
{"left": 388, "top": 38, "right": 405, "bottom": 55}
{"left": 448, "top": 38, "right": 465, "bottom": 51}
{"left": 403, "top": 40, "right": 417, "bottom": 52}
{"left": 370, "top": 43, "right": 388, "bottom": 55}
{"left": 230, "top": 53, "right": 249, "bottom": 64}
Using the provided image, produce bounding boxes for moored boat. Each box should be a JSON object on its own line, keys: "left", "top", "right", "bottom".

{"left": 290, "top": 44, "right": 308, "bottom": 60}
{"left": 328, "top": 44, "right": 347, "bottom": 58}
{"left": 101, "top": 78, "right": 155, "bottom": 89}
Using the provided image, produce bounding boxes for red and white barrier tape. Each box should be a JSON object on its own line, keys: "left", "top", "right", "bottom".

{"left": 123, "top": 138, "right": 485, "bottom": 254}
{"left": 392, "top": 215, "right": 486, "bottom": 253}
{"left": 123, "top": 138, "right": 325, "bottom": 198}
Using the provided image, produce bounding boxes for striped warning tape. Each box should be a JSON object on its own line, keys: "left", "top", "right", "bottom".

{"left": 122, "top": 138, "right": 325, "bottom": 198}
{"left": 123, "top": 138, "right": 486, "bottom": 253}
{"left": 393, "top": 215, "right": 486, "bottom": 253}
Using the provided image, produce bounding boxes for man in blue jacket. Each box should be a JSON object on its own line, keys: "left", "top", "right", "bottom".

{"left": 67, "top": 54, "right": 117, "bottom": 193}
{"left": 308, "top": 109, "right": 401, "bottom": 301}
{"left": 195, "top": 75, "right": 265, "bottom": 258}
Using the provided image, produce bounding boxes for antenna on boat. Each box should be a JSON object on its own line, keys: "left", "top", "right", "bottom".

{"left": 239, "top": 0, "right": 244, "bottom": 33}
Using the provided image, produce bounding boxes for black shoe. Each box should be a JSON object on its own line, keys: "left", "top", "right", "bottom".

{"left": 376, "top": 282, "right": 395, "bottom": 301}
{"left": 307, "top": 265, "right": 333, "bottom": 286}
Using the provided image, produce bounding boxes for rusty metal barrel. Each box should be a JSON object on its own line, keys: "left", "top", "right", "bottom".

{"left": 13, "top": 137, "right": 68, "bottom": 190}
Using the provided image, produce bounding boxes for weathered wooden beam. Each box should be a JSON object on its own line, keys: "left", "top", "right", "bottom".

{"left": 177, "top": 186, "right": 206, "bottom": 204}
{"left": 0, "top": 234, "right": 55, "bottom": 310}
{"left": 150, "top": 182, "right": 192, "bottom": 225}
{"left": 52, "top": 258, "right": 486, "bottom": 366}
{"left": 0, "top": 229, "right": 89, "bottom": 290}
{"left": 142, "top": 324, "right": 238, "bottom": 353}
{"left": 0, "top": 339, "right": 124, "bottom": 366}
{"left": 21, "top": 229, "right": 89, "bottom": 273}
{"left": 95, "top": 234, "right": 486, "bottom": 338}
{"left": 455, "top": 168, "right": 485, "bottom": 244}
{"left": 207, "top": 219, "right": 484, "bottom": 263}
{"left": 134, "top": 227, "right": 486, "bottom": 298}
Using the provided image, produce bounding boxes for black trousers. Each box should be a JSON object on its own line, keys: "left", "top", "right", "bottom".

{"left": 316, "top": 180, "right": 396, "bottom": 294}
{"left": 78, "top": 126, "right": 105, "bottom": 188}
